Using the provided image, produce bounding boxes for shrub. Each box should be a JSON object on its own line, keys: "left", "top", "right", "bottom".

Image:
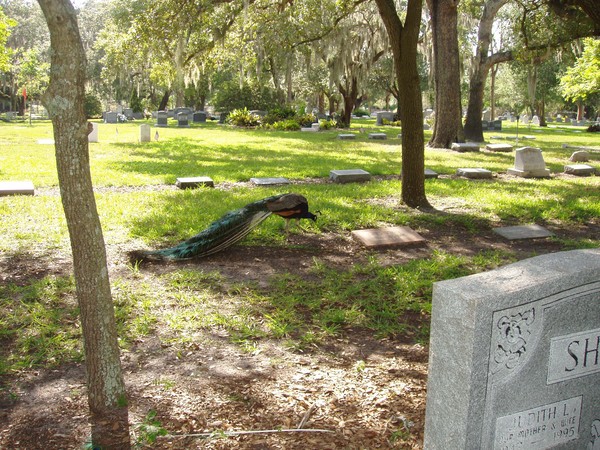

{"left": 296, "top": 113, "right": 316, "bottom": 127}
{"left": 84, "top": 93, "right": 103, "bottom": 119}
{"left": 227, "top": 108, "right": 260, "bottom": 127}
{"left": 319, "top": 119, "right": 338, "bottom": 130}
{"left": 264, "top": 119, "right": 301, "bottom": 131}
{"left": 353, "top": 109, "right": 370, "bottom": 117}
{"left": 262, "top": 106, "right": 297, "bottom": 125}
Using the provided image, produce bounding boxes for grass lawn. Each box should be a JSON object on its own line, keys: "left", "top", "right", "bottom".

{"left": 0, "top": 117, "right": 598, "bottom": 448}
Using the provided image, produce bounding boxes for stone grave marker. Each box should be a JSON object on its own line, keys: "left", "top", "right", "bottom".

{"left": 193, "top": 111, "right": 207, "bottom": 123}
{"left": 88, "top": 122, "right": 99, "bottom": 143}
{"left": 569, "top": 151, "right": 590, "bottom": 162}
{"left": 352, "top": 226, "right": 426, "bottom": 249}
{"left": 485, "top": 143, "right": 513, "bottom": 152}
{"left": 368, "top": 133, "right": 387, "bottom": 140}
{"left": 493, "top": 224, "right": 553, "bottom": 240}
{"left": 338, "top": 134, "right": 356, "bottom": 140}
{"left": 452, "top": 142, "right": 480, "bottom": 152}
{"left": 424, "top": 249, "right": 600, "bottom": 450}
{"left": 329, "top": 169, "right": 371, "bottom": 183}
{"left": 424, "top": 168, "right": 439, "bottom": 179}
{"left": 177, "top": 112, "right": 189, "bottom": 127}
{"left": 507, "top": 147, "right": 551, "bottom": 178}
{"left": 104, "top": 111, "right": 118, "bottom": 124}
{"left": 175, "top": 176, "right": 214, "bottom": 189}
{"left": 0, "top": 181, "right": 35, "bottom": 196}
{"left": 456, "top": 168, "right": 493, "bottom": 179}
{"left": 376, "top": 111, "right": 395, "bottom": 125}
{"left": 155, "top": 111, "right": 168, "bottom": 127}
{"left": 249, "top": 177, "right": 290, "bottom": 185}
{"left": 139, "top": 124, "right": 151, "bottom": 142}
{"left": 564, "top": 164, "right": 596, "bottom": 176}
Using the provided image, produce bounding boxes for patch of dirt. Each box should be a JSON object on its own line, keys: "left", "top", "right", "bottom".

{"left": 1, "top": 207, "right": 598, "bottom": 449}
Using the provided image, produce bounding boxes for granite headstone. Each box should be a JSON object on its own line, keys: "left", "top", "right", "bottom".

{"left": 424, "top": 249, "right": 600, "bottom": 450}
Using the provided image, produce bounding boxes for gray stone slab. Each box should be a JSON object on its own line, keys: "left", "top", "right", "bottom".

{"left": 301, "top": 127, "right": 317, "bottom": 132}
{"left": 249, "top": 177, "right": 290, "bottom": 185}
{"left": 0, "top": 181, "right": 35, "bottom": 196}
{"left": 424, "top": 249, "right": 600, "bottom": 450}
{"left": 564, "top": 164, "right": 596, "bottom": 176}
{"left": 175, "top": 177, "right": 214, "bottom": 189}
{"left": 452, "top": 142, "right": 480, "bottom": 152}
{"left": 352, "top": 226, "right": 426, "bottom": 248}
{"left": 329, "top": 169, "right": 371, "bottom": 183}
{"left": 338, "top": 134, "right": 356, "bottom": 140}
{"left": 493, "top": 224, "right": 553, "bottom": 240}
{"left": 507, "top": 147, "right": 551, "bottom": 178}
{"left": 368, "top": 133, "right": 387, "bottom": 140}
{"left": 424, "top": 168, "right": 439, "bottom": 179}
{"left": 456, "top": 168, "right": 493, "bottom": 179}
{"left": 485, "top": 143, "right": 513, "bottom": 152}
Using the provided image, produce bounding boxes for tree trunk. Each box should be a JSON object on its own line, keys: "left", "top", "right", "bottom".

{"left": 375, "top": 0, "right": 430, "bottom": 209}
{"left": 158, "top": 89, "right": 171, "bottom": 111}
{"left": 338, "top": 77, "right": 359, "bottom": 128}
{"left": 36, "top": 1, "right": 130, "bottom": 448}
{"left": 464, "top": 0, "right": 511, "bottom": 142}
{"left": 426, "top": 0, "right": 464, "bottom": 148}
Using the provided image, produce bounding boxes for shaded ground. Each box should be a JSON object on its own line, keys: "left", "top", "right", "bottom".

{"left": 1, "top": 185, "right": 598, "bottom": 449}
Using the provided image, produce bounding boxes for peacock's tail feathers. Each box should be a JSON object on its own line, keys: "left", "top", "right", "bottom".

{"left": 131, "top": 194, "right": 287, "bottom": 261}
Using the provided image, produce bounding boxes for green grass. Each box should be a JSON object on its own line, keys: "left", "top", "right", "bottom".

{"left": 0, "top": 118, "right": 599, "bottom": 374}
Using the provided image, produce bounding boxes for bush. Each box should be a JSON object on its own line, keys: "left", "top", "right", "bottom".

{"left": 319, "top": 119, "right": 338, "bottom": 130}
{"left": 84, "top": 93, "right": 103, "bottom": 119}
{"left": 227, "top": 108, "right": 261, "bottom": 127}
{"left": 264, "top": 119, "right": 301, "bottom": 131}
{"left": 262, "top": 106, "right": 297, "bottom": 125}
{"left": 353, "top": 109, "right": 370, "bottom": 117}
{"left": 296, "top": 113, "right": 316, "bottom": 128}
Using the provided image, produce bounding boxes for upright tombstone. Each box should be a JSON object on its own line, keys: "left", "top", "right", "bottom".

{"left": 177, "top": 112, "right": 189, "bottom": 127}
{"left": 139, "top": 124, "right": 151, "bottom": 142}
{"left": 507, "top": 147, "right": 551, "bottom": 178}
{"left": 376, "top": 111, "right": 395, "bottom": 125}
{"left": 193, "top": 111, "right": 207, "bottom": 123}
{"left": 532, "top": 115, "right": 540, "bottom": 126}
{"left": 88, "top": 122, "right": 99, "bottom": 143}
{"left": 155, "top": 110, "right": 168, "bottom": 127}
{"left": 104, "top": 111, "right": 118, "bottom": 124}
{"left": 424, "top": 249, "right": 600, "bottom": 450}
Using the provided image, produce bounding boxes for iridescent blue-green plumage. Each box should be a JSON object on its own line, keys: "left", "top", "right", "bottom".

{"left": 132, "top": 193, "right": 317, "bottom": 261}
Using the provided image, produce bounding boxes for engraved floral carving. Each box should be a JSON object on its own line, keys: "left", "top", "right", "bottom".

{"left": 494, "top": 308, "right": 535, "bottom": 370}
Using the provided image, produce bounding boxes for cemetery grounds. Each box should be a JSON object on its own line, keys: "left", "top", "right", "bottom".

{"left": 0, "top": 119, "right": 599, "bottom": 449}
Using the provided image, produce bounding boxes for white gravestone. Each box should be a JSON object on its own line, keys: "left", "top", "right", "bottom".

{"left": 139, "top": 124, "right": 151, "bottom": 142}
{"left": 424, "top": 249, "right": 600, "bottom": 450}
{"left": 88, "top": 122, "right": 99, "bottom": 143}
{"left": 507, "top": 147, "right": 551, "bottom": 178}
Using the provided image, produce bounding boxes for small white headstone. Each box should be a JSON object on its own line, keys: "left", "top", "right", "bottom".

{"left": 569, "top": 151, "right": 590, "bottom": 162}
{"left": 139, "top": 124, "right": 151, "bottom": 142}
{"left": 88, "top": 122, "right": 99, "bottom": 143}
{"left": 507, "top": 147, "right": 550, "bottom": 178}
{"left": 531, "top": 115, "right": 540, "bottom": 126}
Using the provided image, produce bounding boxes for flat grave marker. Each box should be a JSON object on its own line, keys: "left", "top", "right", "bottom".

{"left": 0, "top": 181, "right": 35, "bottom": 196}
{"left": 564, "top": 164, "right": 596, "bottom": 176}
{"left": 493, "top": 224, "right": 553, "bottom": 240}
{"left": 456, "top": 168, "right": 493, "bottom": 179}
{"left": 338, "top": 134, "right": 356, "bottom": 140}
{"left": 329, "top": 169, "right": 371, "bottom": 183}
{"left": 351, "top": 226, "right": 426, "bottom": 249}
{"left": 368, "top": 133, "right": 387, "bottom": 140}
{"left": 249, "top": 177, "right": 290, "bottom": 185}
{"left": 175, "top": 177, "right": 214, "bottom": 189}
{"left": 452, "top": 142, "right": 480, "bottom": 152}
{"left": 424, "top": 249, "right": 600, "bottom": 450}
{"left": 485, "top": 143, "right": 513, "bottom": 152}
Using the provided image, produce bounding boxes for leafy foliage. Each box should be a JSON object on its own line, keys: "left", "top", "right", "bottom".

{"left": 84, "top": 92, "right": 103, "bottom": 118}
{"left": 227, "top": 107, "right": 261, "bottom": 127}
{"left": 559, "top": 38, "right": 600, "bottom": 105}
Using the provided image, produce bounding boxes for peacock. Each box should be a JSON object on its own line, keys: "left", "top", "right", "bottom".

{"left": 131, "top": 193, "right": 318, "bottom": 261}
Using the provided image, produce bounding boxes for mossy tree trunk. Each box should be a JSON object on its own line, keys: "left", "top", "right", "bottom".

{"left": 36, "top": 1, "right": 130, "bottom": 448}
